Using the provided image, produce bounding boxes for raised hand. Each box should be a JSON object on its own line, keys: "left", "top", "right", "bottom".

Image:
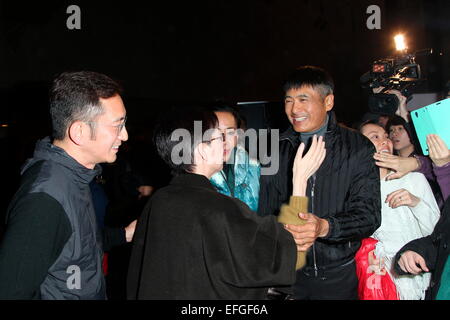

{"left": 373, "top": 153, "right": 419, "bottom": 180}
{"left": 427, "top": 134, "right": 450, "bottom": 167}
{"left": 292, "top": 135, "right": 326, "bottom": 196}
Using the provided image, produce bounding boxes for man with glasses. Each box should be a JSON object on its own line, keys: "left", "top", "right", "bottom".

{"left": 209, "top": 105, "right": 261, "bottom": 212}
{"left": 0, "top": 71, "right": 129, "bottom": 299}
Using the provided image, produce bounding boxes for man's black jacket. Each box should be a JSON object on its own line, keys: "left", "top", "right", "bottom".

{"left": 394, "top": 197, "right": 450, "bottom": 300}
{"left": 258, "top": 112, "right": 381, "bottom": 269}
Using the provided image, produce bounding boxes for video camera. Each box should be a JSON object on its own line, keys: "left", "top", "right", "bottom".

{"left": 360, "top": 35, "right": 433, "bottom": 115}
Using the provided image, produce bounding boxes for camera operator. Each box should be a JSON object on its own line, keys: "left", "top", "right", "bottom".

{"left": 373, "top": 87, "right": 409, "bottom": 123}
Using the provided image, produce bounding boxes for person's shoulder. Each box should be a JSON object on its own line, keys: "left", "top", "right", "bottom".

{"left": 405, "top": 171, "right": 428, "bottom": 184}
{"left": 337, "top": 124, "right": 369, "bottom": 141}
{"left": 335, "top": 124, "right": 376, "bottom": 153}
{"left": 202, "top": 190, "right": 254, "bottom": 219}
{"left": 151, "top": 182, "right": 230, "bottom": 209}
{"left": 14, "top": 192, "right": 65, "bottom": 212}
{"left": 24, "top": 158, "right": 72, "bottom": 190}
{"left": 7, "top": 192, "right": 70, "bottom": 229}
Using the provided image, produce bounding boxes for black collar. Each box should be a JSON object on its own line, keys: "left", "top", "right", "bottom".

{"left": 21, "top": 137, "right": 101, "bottom": 185}
{"left": 170, "top": 173, "right": 217, "bottom": 192}
{"left": 280, "top": 111, "right": 338, "bottom": 146}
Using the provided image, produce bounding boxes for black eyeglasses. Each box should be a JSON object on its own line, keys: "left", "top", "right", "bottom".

{"left": 203, "top": 132, "right": 225, "bottom": 143}
{"left": 85, "top": 115, "right": 127, "bottom": 136}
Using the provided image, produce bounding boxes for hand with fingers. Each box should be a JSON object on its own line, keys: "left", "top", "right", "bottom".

{"left": 427, "top": 134, "right": 450, "bottom": 167}
{"left": 284, "top": 213, "right": 329, "bottom": 252}
{"left": 397, "top": 251, "right": 429, "bottom": 275}
{"left": 385, "top": 188, "right": 420, "bottom": 208}
{"left": 292, "top": 135, "right": 326, "bottom": 196}
{"left": 373, "top": 153, "right": 419, "bottom": 180}
{"left": 281, "top": 135, "right": 327, "bottom": 255}
{"left": 125, "top": 219, "right": 137, "bottom": 242}
{"left": 387, "top": 89, "right": 409, "bottom": 122}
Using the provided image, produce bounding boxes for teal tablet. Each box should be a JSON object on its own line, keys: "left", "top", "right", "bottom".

{"left": 411, "top": 98, "right": 450, "bottom": 156}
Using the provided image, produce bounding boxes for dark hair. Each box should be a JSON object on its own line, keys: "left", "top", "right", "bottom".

{"left": 49, "top": 71, "right": 122, "bottom": 140}
{"left": 358, "top": 119, "right": 381, "bottom": 133}
{"left": 385, "top": 115, "right": 412, "bottom": 140}
{"left": 385, "top": 115, "right": 422, "bottom": 155}
{"left": 210, "top": 104, "right": 243, "bottom": 129}
{"left": 153, "top": 107, "right": 218, "bottom": 175}
{"left": 283, "top": 65, "right": 334, "bottom": 99}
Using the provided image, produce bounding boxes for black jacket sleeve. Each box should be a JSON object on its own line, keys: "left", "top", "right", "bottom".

{"left": 102, "top": 227, "right": 126, "bottom": 252}
{"left": 394, "top": 235, "right": 437, "bottom": 276}
{"left": 393, "top": 198, "right": 450, "bottom": 275}
{"left": 0, "top": 193, "right": 71, "bottom": 299}
{"left": 203, "top": 200, "right": 297, "bottom": 289}
{"left": 323, "top": 143, "right": 381, "bottom": 242}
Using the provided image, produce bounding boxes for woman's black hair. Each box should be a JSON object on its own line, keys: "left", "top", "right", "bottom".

{"left": 153, "top": 106, "right": 218, "bottom": 175}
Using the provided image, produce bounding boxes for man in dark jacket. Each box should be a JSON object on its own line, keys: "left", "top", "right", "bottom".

{"left": 394, "top": 197, "right": 450, "bottom": 299}
{"left": 0, "top": 71, "right": 131, "bottom": 299}
{"left": 259, "top": 66, "right": 381, "bottom": 299}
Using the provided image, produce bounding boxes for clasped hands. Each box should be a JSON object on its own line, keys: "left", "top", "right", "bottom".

{"left": 284, "top": 214, "right": 329, "bottom": 252}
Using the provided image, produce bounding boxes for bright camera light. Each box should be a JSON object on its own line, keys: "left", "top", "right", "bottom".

{"left": 394, "top": 34, "right": 407, "bottom": 51}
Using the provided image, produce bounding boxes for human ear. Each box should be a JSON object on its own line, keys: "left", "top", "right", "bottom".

{"left": 324, "top": 94, "right": 334, "bottom": 111}
{"left": 68, "top": 120, "right": 86, "bottom": 145}
{"left": 195, "top": 142, "right": 208, "bottom": 163}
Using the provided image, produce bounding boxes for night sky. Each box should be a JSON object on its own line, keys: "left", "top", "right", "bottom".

{"left": 0, "top": 0, "right": 449, "bottom": 213}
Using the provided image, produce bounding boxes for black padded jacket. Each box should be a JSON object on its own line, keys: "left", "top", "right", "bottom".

{"left": 258, "top": 112, "right": 381, "bottom": 270}
{"left": 394, "top": 197, "right": 450, "bottom": 300}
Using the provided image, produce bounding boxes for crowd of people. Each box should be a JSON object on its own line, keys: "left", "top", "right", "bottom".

{"left": 0, "top": 67, "right": 449, "bottom": 300}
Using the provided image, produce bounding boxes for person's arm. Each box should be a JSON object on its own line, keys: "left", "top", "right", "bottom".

{"left": 203, "top": 200, "right": 298, "bottom": 289}
{"left": 394, "top": 236, "right": 437, "bottom": 276}
{"left": 391, "top": 175, "right": 440, "bottom": 236}
{"left": 278, "top": 136, "right": 328, "bottom": 255}
{"left": 428, "top": 134, "right": 450, "bottom": 200}
{"left": 291, "top": 136, "right": 326, "bottom": 197}
{"left": 372, "top": 87, "right": 408, "bottom": 122}
{"left": 372, "top": 153, "right": 424, "bottom": 180}
{"left": 434, "top": 163, "right": 450, "bottom": 201}
{"left": 414, "top": 155, "right": 435, "bottom": 181}
{"left": 102, "top": 220, "right": 136, "bottom": 252}
{"left": 396, "top": 251, "right": 429, "bottom": 275}
{"left": 0, "top": 193, "right": 71, "bottom": 299}
{"left": 394, "top": 197, "right": 450, "bottom": 276}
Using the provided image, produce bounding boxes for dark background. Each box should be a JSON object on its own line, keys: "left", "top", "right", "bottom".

{"left": 0, "top": 0, "right": 449, "bottom": 300}
{"left": 0, "top": 0, "right": 449, "bottom": 215}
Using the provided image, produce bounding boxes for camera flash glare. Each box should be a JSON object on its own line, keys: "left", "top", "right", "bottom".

{"left": 394, "top": 34, "right": 407, "bottom": 51}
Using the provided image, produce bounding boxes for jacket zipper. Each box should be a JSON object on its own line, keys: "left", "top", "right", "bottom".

{"left": 311, "top": 174, "right": 319, "bottom": 277}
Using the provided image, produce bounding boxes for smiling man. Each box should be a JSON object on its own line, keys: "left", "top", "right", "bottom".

{"left": 259, "top": 66, "right": 381, "bottom": 300}
{"left": 0, "top": 71, "right": 128, "bottom": 299}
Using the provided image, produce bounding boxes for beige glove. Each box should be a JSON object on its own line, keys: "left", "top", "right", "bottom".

{"left": 278, "top": 196, "right": 308, "bottom": 270}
